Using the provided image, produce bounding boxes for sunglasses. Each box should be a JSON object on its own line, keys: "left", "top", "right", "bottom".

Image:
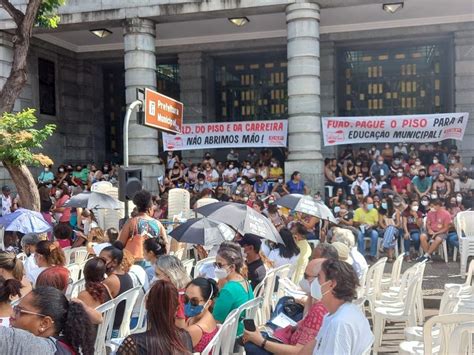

{"left": 184, "top": 295, "right": 204, "bottom": 307}
{"left": 13, "top": 305, "right": 49, "bottom": 319}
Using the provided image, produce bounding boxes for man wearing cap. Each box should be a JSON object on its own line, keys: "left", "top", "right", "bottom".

{"left": 21, "top": 233, "right": 39, "bottom": 277}
{"left": 239, "top": 233, "right": 266, "bottom": 290}
{"left": 0, "top": 185, "right": 16, "bottom": 216}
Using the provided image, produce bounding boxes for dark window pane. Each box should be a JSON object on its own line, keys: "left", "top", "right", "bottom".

{"left": 38, "top": 58, "right": 56, "bottom": 116}
{"left": 337, "top": 41, "right": 452, "bottom": 117}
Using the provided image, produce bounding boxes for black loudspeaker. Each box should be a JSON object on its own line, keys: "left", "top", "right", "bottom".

{"left": 118, "top": 167, "right": 142, "bottom": 201}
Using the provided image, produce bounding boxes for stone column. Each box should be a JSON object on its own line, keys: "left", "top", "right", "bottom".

{"left": 123, "top": 18, "right": 162, "bottom": 193}
{"left": 178, "top": 52, "right": 212, "bottom": 162}
{"left": 454, "top": 28, "right": 474, "bottom": 164}
{"left": 285, "top": 1, "right": 323, "bottom": 195}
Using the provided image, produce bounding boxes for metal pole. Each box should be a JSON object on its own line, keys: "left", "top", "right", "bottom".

{"left": 123, "top": 100, "right": 143, "bottom": 218}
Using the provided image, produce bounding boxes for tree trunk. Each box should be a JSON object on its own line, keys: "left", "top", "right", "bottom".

{"left": 3, "top": 161, "right": 40, "bottom": 211}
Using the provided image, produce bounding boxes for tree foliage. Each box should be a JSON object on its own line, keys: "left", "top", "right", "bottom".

{"left": 0, "top": 109, "right": 56, "bottom": 166}
{"left": 36, "top": 0, "right": 65, "bottom": 28}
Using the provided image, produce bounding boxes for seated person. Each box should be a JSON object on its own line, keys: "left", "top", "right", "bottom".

{"left": 239, "top": 234, "right": 267, "bottom": 290}
{"left": 243, "top": 258, "right": 328, "bottom": 354}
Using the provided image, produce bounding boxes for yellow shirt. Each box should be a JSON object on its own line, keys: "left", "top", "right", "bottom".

{"left": 293, "top": 239, "right": 311, "bottom": 283}
{"left": 353, "top": 207, "right": 379, "bottom": 227}
{"left": 269, "top": 167, "right": 283, "bottom": 179}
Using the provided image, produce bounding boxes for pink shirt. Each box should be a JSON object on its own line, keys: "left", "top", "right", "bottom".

{"left": 55, "top": 195, "right": 71, "bottom": 223}
{"left": 426, "top": 208, "right": 451, "bottom": 233}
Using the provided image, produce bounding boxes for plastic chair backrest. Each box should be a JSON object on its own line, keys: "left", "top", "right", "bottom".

{"left": 401, "top": 271, "right": 423, "bottom": 323}
{"left": 222, "top": 297, "right": 263, "bottom": 355}
{"left": 274, "top": 264, "right": 291, "bottom": 301}
{"left": 455, "top": 211, "right": 474, "bottom": 238}
{"left": 70, "top": 247, "right": 89, "bottom": 264}
{"left": 168, "top": 188, "right": 191, "bottom": 219}
{"left": 194, "top": 256, "right": 216, "bottom": 277}
{"left": 66, "top": 263, "right": 82, "bottom": 283}
{"left": 448, "top": 321, "right": 474, "bottom": 355}
{"left": 130, "top": 288, "right": 150, "bottom": 335}
{"left": 182, "top": 258, "right": 195, "bottom": 277}
{"left": 63, "top": 247, "right": 74, "bottom": 265}
{"left": 463, "top": 259, "right": 474, "bottom": 287}
{"left": 260, "top": 268, "right": 277, "bottom": 323}
{"left": 68, "top": 278, "right": 86, "bottom": 299}
{"left": 364, "top": 257, "right": 387, "bottom": 298}
{"left": 201, "top": 311, "right": 237, "bottom": 355}
{"left": 390, "top": 252, "right": 405, "bottom": 287}
{"left": 95, "top": 299, "right": 116, "bottom": 355}
{"left": 107, "top": 286, "right": 141, "bottom": 340}
{"left": 423, "top": 313, "right": 474, "bottom": 354}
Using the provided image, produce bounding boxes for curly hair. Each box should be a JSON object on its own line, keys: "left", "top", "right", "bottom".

{"left": 132, "top": 189, "right": 152, "bottom": 212}
{"left": 31, "top": 287, "right": 94, "bottom": 355}
{"left": 0, "top": 276, "right": 21, "bottom": 303}
{"left": 321, "top": 258, "right": 359, "bottom": 302}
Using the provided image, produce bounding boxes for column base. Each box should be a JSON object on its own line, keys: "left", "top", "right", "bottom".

{"left": 285, "top": 159, "right": 324, "bottom": 197}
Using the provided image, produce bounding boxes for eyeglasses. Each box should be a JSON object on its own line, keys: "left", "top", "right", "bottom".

{"left": 214, "top": 262, "right": 228, "bottom": 269}
{"left": 13, "top": 305, "right": 49, "bottom": 319}
{"left": 184, "top": 295, "right": 204, "bottom": 307}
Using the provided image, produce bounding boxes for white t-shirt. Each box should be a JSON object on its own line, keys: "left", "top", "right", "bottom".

{"left": 93, "top": 242, "right": 112, "bottom": 256}
{"left": 314, "top": 302, "right": 373, "bottom": 355}
{"left": 128, "top": 265, "right": 150, "bottom": 318}
{"left": 27, "top": 266, "right": 47, "bottom": 286}
{"left": 267, "top": 249, "right": 298, "bottom": 269}
{"left": 23, "top": 253, "right": 39, "bottom": 278}
{"left": 1, "top": 194, "right": 12, "bottom": 216}
{"left": 0, "top": 317, "right": 9, "bottom": 327}
{"left": 350, "top": 248, "right": 368, "bottom": 281}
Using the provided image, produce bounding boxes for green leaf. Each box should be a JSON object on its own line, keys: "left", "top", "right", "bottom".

{"left": 35, "top": 0, "right": 66, "bottom": 28}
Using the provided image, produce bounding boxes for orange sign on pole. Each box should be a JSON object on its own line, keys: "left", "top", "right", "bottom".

{"left": 144, "top": 88, "right": 183, "bottom": 134}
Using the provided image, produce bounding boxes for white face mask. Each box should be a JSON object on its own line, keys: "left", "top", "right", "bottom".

{"left": 411, "top": 205, "right": 419, "bottom": 212}
{"left": 55, "top": 190, "right": 62, "bottom": 199}
{"left": 456, "top": 196, "right": 463, "bottom": 202}
{"left": 214, "top": 266, "right": 229, "bottom": 280}
{"left": 229, "top": 165, "right": 234, "bottom": 169}
{"left": 421, "top": 200, "right": 429, "bottom": 206}
{"left": 310, "top": 279, "right": 331, "bottom": 300}
{"left": 397, "top": 172, "right": 403, "bottom": 177}
{"left": 298, "top": 279, "right": 311, "bottom": 294}
{"left": 44, "top": 167, "right": 49, "bottom": 172}
{"left": 246, "top": 165, "right": 251, "bottom": 170}
{"left": 415, "top": 161, "right": 421, "bottom": 166}
{"left": 431, "top": 194, "right": 438, "bottom": 200}
{"left": 334, "top": 206, "right": 341, "bottom": 214}
{"left": 278, "top": 178, "right": 283, "bottom": 183}
{"left": 433, "top": 159, "right": 439, "bottom": 164}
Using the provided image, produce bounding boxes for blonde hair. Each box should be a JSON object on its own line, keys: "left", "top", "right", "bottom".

{"left": 0, "top": 251, "right": 24, "bottom": 280}
{"left": 156, "top": 255, "right": 191, "bottom": 290}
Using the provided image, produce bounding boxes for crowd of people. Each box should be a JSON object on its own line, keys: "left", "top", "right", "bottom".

{"left": 0, "top": 142, "right": 471, "bottom": 354}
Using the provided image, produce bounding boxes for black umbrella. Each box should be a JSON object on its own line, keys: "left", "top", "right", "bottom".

{"left": 194, "top": 202, "right": 284, "bottom": 244}
{"left": 169, "top": 217, "right": 235, "bottom": 246}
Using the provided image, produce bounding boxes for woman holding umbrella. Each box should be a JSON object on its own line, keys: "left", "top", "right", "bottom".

{"left": 119, "top": 190, "right": 169, "bottom": 266}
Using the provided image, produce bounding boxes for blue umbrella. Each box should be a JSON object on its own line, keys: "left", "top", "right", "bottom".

{"left": 0, "top": 208, "right": 52, "bottom": 234}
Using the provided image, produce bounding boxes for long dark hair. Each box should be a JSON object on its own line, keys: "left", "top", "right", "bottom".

{"left": 186, "top": 277, "right": 219, "bottom": 310}
{"left": 145, "top": 280, "right": 189, "bottom": 354}
{"left": 0, "top": 276, "right": 21, "bottom": 303}
{"left": 83, "top": 257, "right": 108, "bottom": 303}
{"left": 30, "top": 287, "right": 94, "bottom": 355}
{"left": 277, "top": 228, "right": 300, "bottom": 258}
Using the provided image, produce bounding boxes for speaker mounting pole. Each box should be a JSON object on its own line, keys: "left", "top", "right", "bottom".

{"left": 123, "top": 99, "right": 143, "bottom": 218}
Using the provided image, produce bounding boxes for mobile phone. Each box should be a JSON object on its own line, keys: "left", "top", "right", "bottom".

{"left": 243, "top": 319, "right": 256, "bottom": 332}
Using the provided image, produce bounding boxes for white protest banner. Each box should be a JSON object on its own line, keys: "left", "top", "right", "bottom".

{"left": 322, "top": 113, "right": 469, "bottom": 146}
{"left": 162, "top": 119, "right": 288, "bottom": 151}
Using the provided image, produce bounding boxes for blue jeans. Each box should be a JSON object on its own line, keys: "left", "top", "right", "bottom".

{"left": 447, "top": 231, "right": 459, "bottom": 249}
{"left": 358, "top": 229, "right": 379, "bottom": 256}
{"left": 244, "top": 332, "right": 282, "bottom": 355}
{"left": 404, "top": 231, "right": 421, "bottom": 253}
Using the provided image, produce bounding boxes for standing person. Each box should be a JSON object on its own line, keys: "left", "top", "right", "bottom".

{"left": 119, "top": 190, "right": 169, "bottom": 265}
{"left": 38, "top": 184, "right": 53, "bottom": 239}
{"left": 4, "top": 286, "right": 94, "bottom": 354}
{"left": 99, "top": 243, "right": 134, "bottom": 336}
{"left": 417, "top": 199, "right": 452, "bottom": 262}
{"left": 353, "top": 196, "right": 379, "bottom": 261}
{"left": 184, "top": 278, "right": 219, "bottom": 353}
{"left": 212, "top": 242, "right": 254, "bottom": 337}
{"left": 27, "top": 241, "right": 66, "bottom": 286}
{"left": 155, "top": 255, "right": 191, "bottom": 328}
{"left": 299, "top": 259, "right": 373, "bottom": 355}
{"left": 52, "top": 183, "right": 71, "bottom": 226}
{"left": 402, "top": 200, "right": 423, "bottom": 261}
{"left": 117, "top": 280, "right": 193, "bottom": 355}
{"left": 287, "top": 171, "right": 309, "bottom": 195}
{"left": 239, "top": 234, "right": 266, "bottom": 290}
{"left": 0, "top": 185, "right": 16, "bottom": 216}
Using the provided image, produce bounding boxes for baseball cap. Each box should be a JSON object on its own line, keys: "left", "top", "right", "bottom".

{"left": 331, "top": 241, "right": 353, "bottom": 265}
{"left": 238, "top": 233, "right": 262, "bottom": 252}
{"left": 21, "top": 233, "right": 39, "bottom": 246}
{"left": 1, "top": 185, "right": 10, "bottom": 192}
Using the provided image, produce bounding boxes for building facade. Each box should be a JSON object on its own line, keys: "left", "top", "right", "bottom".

{"left": 0, "top": 0, "right": 472, "bottom": 194}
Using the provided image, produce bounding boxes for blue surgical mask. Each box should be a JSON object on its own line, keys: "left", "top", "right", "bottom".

{"left": 381, "top": 202, "right": 388, "bottom": 210}
{"left": 367, "top": 203, "right": 374, "bottom": 210}
{"left": 184, "top": 302, "right": 204, "bottom": 318}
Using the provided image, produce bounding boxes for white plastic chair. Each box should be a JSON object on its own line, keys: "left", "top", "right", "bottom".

{"left": 445, "top": 259, "right": 474, "bottom": 292}
{"left": 63, "top": 247, "right": 73, "bottom": 265}
{"left": 94, "top": 299, "right": 116, "bottom": 355}
{"left": 447, "top": 321, "right": 474, "bottom": 355}
{"left": 200, "top": 312, "right": 237, "bottom": 355}
{"left": 16, "top": 252, "right": 27, "bottom": 262}
{"left": 70, "top": 247, "right": 89, "bottom": 264}
{"left": 254, "top": 269, "right": 277, "bottom": 325}
{"left": 66, "top": 278, "right": 85, "bottom": 299}
{"left": 399, "top": 313, "right": 474, "bottom": 355}
{"left": 66, "top": 263, "right": 82, "bottom": 283}
{"left": 273, "top": 264, "right": 292, "bottom": 307}
{"left": 364, "top": 257, "right": 387, "bottom": 317}
{"left": 182, "top": 258, "right": 195, "bottom": 277}
{"left": 455, "top": 211, "right": 474, "bottom": 277}
{"left": 194, "top": 256, "right": 216, "bottom": 278}
{"left": 221, "top": 297, "right": 264, "bottom": 355}
{"left": 373, "top": 271, "right": 422, "bottom": 354}
{"left": 380, "top": 252, "right": 404, "bottom": 290}
{"left": 130, "top": 288, "right": 150, "bottom": 335}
